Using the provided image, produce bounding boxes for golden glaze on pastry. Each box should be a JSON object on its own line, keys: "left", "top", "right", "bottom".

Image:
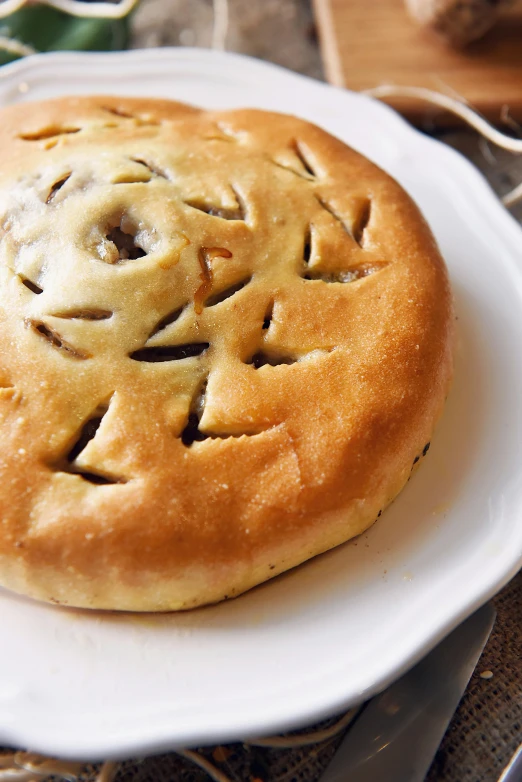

{"left": 0, "top": 97, "right": 454, "bottom": 610}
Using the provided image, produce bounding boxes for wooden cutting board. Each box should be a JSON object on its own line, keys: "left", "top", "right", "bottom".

{"left": 313, "top": 0, "right": 522, "bottom": 126}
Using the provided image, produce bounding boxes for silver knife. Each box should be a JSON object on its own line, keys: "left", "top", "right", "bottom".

{"left": 320, "top": 603, "right": 496, "bottom": 782}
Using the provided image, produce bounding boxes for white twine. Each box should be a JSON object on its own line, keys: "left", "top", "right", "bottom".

{"left": 95, "top": 761, "right": 119, "bottom": 782}
{"left": 0, "top": 708, "right": 359, "bottom": 782}
{"left": 0, "top": 34, "right": 35, "bottom": 56}
{"left": 365, "top": 85, "right": 522, "bottom": 153}
{"left": 211, "top": 0, "right": 229, "bottom": 51}
{"left": 503, "top": 182, "right": 522, "bottom": 208}
{"left": 246, "top": 706, "right": 360, "bottom": 748}
{"left": 0, "top": 0, "right": 139, "bottom": 19}
{"left": 365, "top": 85, "right": 522, "bottom": 207}
{"left": 0, "top": 707, "right": 516, "bottom": 782}
{"left": 177, "top": 749, "right": 234, "bottom": 782}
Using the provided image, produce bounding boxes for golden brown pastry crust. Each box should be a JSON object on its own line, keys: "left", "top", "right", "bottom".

{"left": 0, "top": 96, "right": 454, "bottom": 611}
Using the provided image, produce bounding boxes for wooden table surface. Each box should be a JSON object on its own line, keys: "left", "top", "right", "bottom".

{"left": 312, "top": 0, "right": 522, "bottom": 125}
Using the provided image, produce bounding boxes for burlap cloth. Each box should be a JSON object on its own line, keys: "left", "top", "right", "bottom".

{"left": 0, "top": 2, "right": 520, "bottom": 780}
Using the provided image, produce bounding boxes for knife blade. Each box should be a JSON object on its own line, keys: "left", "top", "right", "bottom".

{"left": 498, "top": 743, "right": 522, "bottom": 782}
{"left": 320, "top": 603, "right": 496, "bottom": 782}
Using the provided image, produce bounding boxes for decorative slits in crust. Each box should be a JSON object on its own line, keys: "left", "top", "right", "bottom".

{"left": 246, "top": 300, "right": 329, "bottom": 370}
{"left": 272, "top": 139, "right": 319, "bottom": 181}
{"left": 130, "top": 343, "right": 209, "bottom": 363}
{"left": 106, "top": 226, "right": 147, "bottom": 262}
{"left": 352, "top": 199, "right": 371, "bottom": 247}
{"left": 46, "top": 174, "right": 71, "bottom": 204}
{"left": 262, "top": 301, "right": 273, "bottom": 331}
{"left": 305, "top": 263, "right": 389, "bottom": 284}
{"left": 18, "top": 126, "right": 81, "bottom": 150}
{"left": 129, "top": 158, "right": 169, "bottom": 180}
{"left": 101, "top": 106, "right": 160, "bottom": 126}
{"left": 148, "top": 307, "right": 185, "bottom": 339}
{"left": 314, "top": 196, "right": 351, "bottom": 237}
{"left": 26, "top": 320, "right": 90, "bottom": 360}
{"left": 19, "top": 127, "right": 80, "bottom": 142}
{"left": 193, "top": 247, "right": 252, "bottom": 314}
{"left": 314, "top": 195, "right": 372, "bottom": 248}
{"left": 272, "top": 139, "right": 387, "bottom": 284}
{"left": 18, "top": 274, "right": 43, "bottom": 295}
{"left": 247, "top": 343, "right": 329, "bottom": 371}
{"left": 302, "top": 197, "right": 389, "bottom": 283}
{"left": 180, "top": 378, "right": 273, "bottom": 446}
{"left": 6, "top": 106, "right": 397, "bottom": 485}
{"left": 248, "top": 351, "right": 299, "bottom": 369}
{"left": 52, "top": 309, "right": 112, "bottom": 321}
{"left": 181, "top": 380, "right": 208, "bottom": 446}
{"left": 205, "top": 277, "right": 251, "bottom": 308}
{"left": 67, "top": 408, "right": 106, "bottom": 464}
{"left": 185, "top": 185, "right": 247, "bottom": 223}
{"left": 61, "top": 398, "right": 125, "bottom": 485}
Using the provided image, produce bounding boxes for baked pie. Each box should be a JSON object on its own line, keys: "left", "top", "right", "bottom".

{"left": 0, "top": 97, "right": 454, "bottom": 610}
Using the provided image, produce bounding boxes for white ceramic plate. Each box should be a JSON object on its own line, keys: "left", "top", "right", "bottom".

{"left": 1, "top": 48, "right": 521, "bottom": 761}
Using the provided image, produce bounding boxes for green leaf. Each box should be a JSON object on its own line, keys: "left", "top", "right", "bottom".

{"left": 0, "top": 5, "right": 129, "bottom": 65}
